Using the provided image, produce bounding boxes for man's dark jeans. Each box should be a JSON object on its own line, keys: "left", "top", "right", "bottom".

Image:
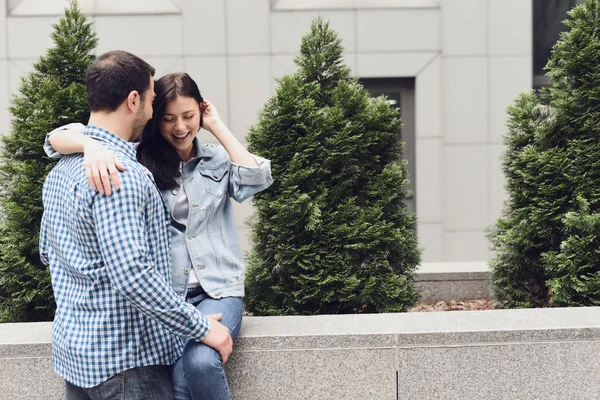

{"left": 65, "top": 365, "right": 173, "bottom": 400}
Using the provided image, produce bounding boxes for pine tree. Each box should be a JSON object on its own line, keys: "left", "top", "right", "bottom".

{"left": 489, "top": 0, "right": 600, "bottom": 308}
{"left": 0, "top": 1, "right": 97, "bottom": 322}
{"left": 245, "top": 18, "right": 420, "bottom": 315}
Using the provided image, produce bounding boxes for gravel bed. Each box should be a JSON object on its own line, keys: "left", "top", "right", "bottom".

{"left": 408, "top": 299, "right": 495, "bottom": 312}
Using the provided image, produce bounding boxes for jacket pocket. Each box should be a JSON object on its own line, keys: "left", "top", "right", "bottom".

{"left": 198, "top": 163, "right": 229, "bottom": 198}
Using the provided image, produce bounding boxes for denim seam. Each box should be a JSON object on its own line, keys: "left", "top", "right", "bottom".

{"left": 119, "top": 372, "right": 124, "bottom": 400}
{"left": 220, "top": 365, "right": 231, "bottom": 398}
{"left": 142, "top": 367, "right": 155, "bottom": 400}
{"left": 229, "top": 314, "right": 243, "bottom": 340}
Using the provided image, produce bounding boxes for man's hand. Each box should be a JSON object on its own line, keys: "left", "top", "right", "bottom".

{"left": 202, "top": 313, "right": 233, "bottom": 364}
{"left": 83, "top": 138, "right": 126, "bottom": 195}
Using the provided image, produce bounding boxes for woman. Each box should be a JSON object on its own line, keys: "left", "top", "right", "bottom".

{"left": 45, "top": 73, "right": 273, "bottom": 400}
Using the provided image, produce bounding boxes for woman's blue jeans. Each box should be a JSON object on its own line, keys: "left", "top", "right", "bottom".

{"left": 171, "top": 286, "right": 243, "bottom": 400}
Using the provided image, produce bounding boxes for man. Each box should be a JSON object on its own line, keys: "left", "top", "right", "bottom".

{"left": 40, "top": 50, "right": 232, "bottom": 399}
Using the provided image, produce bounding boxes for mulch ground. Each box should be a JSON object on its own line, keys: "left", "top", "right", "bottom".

{"left": 408, "top": 299, "right": 495, "bottom": 312}
{"left": 243, "top": 299, "right": 496, "bottom": 316}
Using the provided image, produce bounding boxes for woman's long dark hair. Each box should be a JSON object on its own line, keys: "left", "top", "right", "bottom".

{"left": 137, "top": 72, "right": 204, "bottom": 190}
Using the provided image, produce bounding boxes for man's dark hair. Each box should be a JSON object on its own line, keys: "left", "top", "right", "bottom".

{"left": 86, "top": 50, "right": 155, "bottom": 112}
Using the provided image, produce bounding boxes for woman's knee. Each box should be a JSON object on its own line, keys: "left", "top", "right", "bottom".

{"left": 182, "top": 342, "right": 223, "bottom": 379}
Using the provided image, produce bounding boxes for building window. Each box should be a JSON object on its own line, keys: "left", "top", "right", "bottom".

{"left": 533, "top": 0, "right": 583, "bottom": 89}
{"left": 8, "top": 0, "right": 181, "bottom": 16}
{"left": 360, "top": 78, "right": 416, "bottom": 214}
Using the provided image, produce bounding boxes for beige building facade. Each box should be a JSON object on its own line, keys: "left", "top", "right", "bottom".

{"left": 0, "top": 0, "right": 535, "bottom": 262}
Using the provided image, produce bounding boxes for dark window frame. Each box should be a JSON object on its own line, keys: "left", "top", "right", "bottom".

{"left": 360, "top": 77, "right": 416, "bottom": 214}
{"left": 533, "top": 0, "right": 584, "bottom": 89}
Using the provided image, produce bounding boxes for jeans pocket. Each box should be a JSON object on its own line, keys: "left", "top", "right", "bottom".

{"left": 138, "top": 366, "right": 173, "bottom": 400}
{"left": 87, "top": 372, "right": 124, "bottom": 399}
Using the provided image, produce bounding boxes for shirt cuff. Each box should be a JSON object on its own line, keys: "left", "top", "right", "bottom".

{"left": 231, "top": 155, "right": 272, "bottom": 186}
{"left": 190, "top": 309, "right": 212, "bottom": 342}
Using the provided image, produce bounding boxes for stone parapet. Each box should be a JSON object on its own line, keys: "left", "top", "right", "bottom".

{"left": 2, "top": 307, "right": 600, "bottom": 399}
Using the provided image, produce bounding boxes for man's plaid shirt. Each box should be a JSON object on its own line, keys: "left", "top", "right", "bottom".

{"left": 40, "top": 126, "right": 210, "bottom": 388}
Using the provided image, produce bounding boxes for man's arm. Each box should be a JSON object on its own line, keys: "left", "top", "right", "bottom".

{"left": 91, "top": 169, "right": 233, "bottom": 361}
{"left": 92, "top": 169, "right": 219, "bottom": 343}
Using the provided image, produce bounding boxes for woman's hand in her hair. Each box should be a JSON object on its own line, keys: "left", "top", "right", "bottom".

{"left": 198, "top": 100, "right": 258, "bottom": 166}
{"left": 200, "top": 100, "right": 225, "bottom": 134}
{"left": 83, "top": 138, "right": 126, "bottom": 196}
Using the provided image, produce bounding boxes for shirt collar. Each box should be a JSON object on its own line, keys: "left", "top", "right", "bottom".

{"left": 83, "top": 125, "right": 137, "bottom": 161}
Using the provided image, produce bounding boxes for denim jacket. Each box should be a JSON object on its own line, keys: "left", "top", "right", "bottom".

{"left": 45, "top": 124, "right": 273, "bottom": 299}
{"left": 166, "top": 140, "right": 272, "bottom": 298}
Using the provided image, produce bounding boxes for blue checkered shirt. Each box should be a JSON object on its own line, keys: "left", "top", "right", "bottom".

{"left": 40, "top": 126, "right": 210, "bottom": 388}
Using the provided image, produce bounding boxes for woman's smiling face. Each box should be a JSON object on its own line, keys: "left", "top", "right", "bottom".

{"left": 159, "top": 95, "right": 201, "bottom": 161}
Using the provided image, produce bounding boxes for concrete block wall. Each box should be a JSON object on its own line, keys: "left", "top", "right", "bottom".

{"left": 2, "top": 307, "right": 600, "bottom": 399}
{"left": 415, "top": 261, "right": 492, "bottom": 301}
{"left": 0, "top": 0, "right": 534, "bottom": 262}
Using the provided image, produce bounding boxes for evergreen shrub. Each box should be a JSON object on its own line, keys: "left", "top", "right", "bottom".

{"left": 245, "top": 18, "right": 421, "bottom": 315}
{"left": 0, "top": 1, "right": 97, "bottom": 322}
{"left": 489, "top": 0, "right": 600, "bottom": 307}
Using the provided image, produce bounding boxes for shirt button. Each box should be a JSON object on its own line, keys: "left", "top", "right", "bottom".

{"left": 172, "top": 189, "right": 178, "bottom": 195}
{"left": 188, "top": 235, "right": 196, "bottom": 240}
{"left": 213, "top": 172, "right": 218, "bottom": 178}
{"left": 184, "top": 269, "right": 189, "bottom": 274}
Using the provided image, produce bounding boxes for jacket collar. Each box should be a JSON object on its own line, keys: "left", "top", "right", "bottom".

{"left": 192, "top": 139, "right": 218, "bottom": 159}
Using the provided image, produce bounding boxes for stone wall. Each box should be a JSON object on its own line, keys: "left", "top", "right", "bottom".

{"left": 2, "top": 307, "right": 600, "bottom": 399}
